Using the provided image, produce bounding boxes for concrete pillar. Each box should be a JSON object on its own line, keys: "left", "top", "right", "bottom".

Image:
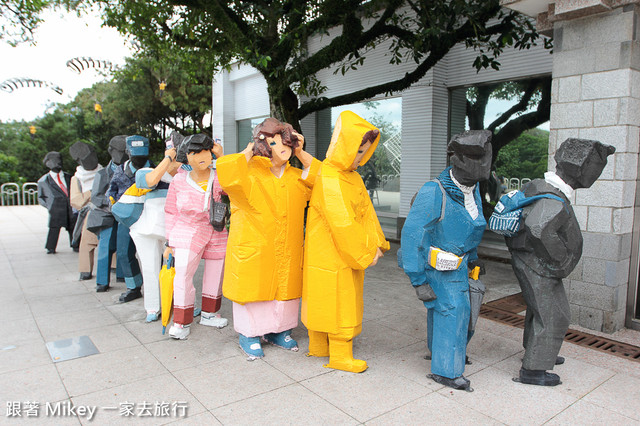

{"left": 548, "top": 5, "right": 640, "bottom": 332}
{"left": 212, "top": 72, "right": 237, "bottom": 153}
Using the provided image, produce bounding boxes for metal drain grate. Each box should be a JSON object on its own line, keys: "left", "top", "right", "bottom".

{"left": 484, "top": 293, "right": 526, "bottom": 313}
{"left": 480, "top": 293, "right": 640, "bottom": 363}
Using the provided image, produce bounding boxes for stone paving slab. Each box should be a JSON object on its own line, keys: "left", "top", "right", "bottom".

{"left": 1, "top": 206, "right": 640, "bottom": 425}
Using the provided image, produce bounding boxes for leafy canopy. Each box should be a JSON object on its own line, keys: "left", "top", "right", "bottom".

{"left": 89, "top": 0, "right": 544, "bottom": 126}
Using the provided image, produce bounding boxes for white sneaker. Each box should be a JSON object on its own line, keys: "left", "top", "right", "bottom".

{"left": 200, "top": 312, "right": 228, "bottom": 328}
{"left": 168, "top": 323, "right": 190, "bottom": 340}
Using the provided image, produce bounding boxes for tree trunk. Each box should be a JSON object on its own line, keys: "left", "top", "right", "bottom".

{"left": 266, "top": 82, "right": 304, "bottom": 168}
{"left": 268, "top": 84, "right": 302, "bottom": 132}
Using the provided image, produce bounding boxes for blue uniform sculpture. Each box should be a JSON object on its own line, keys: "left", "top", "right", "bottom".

{"left": 400, "top": 130, "right": 492, "bottom": 391}
{"left": 107, "top": 135, "right": 150, "bottom": 303}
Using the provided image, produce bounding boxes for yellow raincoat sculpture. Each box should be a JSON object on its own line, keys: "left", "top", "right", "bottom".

{"left": 301, "top": 111, "right": 390, "bottom": 373}
{"left": 217, "top": 118, "right": 320, "bottom": 359}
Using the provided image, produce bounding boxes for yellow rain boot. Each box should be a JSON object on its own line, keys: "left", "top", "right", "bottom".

{"left": 325, "top": 337, "right": 368, "bottom": 373}
{"left": 307, "top": 330, "right": 329, "bottom": 357}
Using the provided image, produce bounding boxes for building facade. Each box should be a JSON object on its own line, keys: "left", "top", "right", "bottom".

{"left": 212, "top": 3, "right": 640, "bottom": 333}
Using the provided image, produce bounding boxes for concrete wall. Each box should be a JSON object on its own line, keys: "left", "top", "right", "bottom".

{"left": 549, "top": 5, "right": 640, "bottom": 332}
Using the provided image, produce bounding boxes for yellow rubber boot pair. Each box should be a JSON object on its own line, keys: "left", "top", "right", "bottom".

{"left": 324, "top": 337, "right": 368, "bottom": 373}
{"left": 307, "top": 330, "right": 329, "bottom": 357}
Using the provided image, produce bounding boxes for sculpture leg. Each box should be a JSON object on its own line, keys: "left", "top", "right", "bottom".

{"left": 307, "top": 330, "right": 329, "bottom": 357}
{"left": 95, "top": 226, "right": 116, "bottom": 288}
{"left": 512, "top": 256, "right": 570, "bottom": 373}
{"left": 426, "top": 307, "right": 434, "bottom": 354}
{"left": 78, "top": 223, "right": 97, "bottom": 276}
{"left": 326, "top": 325, "right": 367, "bottom": 373}
{"left": 200, "top": 258, "right": 228, "bottom": 328}
{"left": 130, "top": 232, "right": 164, "bottom": 315}
{"left": 45, "top": 226, "right": 61, "bottom": 252}
{"left": 172, "top": 247, "right": 201, "bottom": 326}
{"left": 116, "top": 224, "right": 142, "bottom": 290}
{"left": 426, "top": 276, "right": 470, "bottom": 380}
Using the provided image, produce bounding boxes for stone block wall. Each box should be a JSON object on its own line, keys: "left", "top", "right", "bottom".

{"left": 549, "top": 5, "right": 640, "bottom": 332}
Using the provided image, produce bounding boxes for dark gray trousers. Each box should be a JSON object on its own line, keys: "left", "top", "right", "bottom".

{"left": 511, "top": 254, "right": 570, "bottom": 371}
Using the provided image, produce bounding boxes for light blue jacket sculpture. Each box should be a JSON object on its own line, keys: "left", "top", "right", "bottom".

{"left": 402, "top": 167, "right": 485, "bottom": 381}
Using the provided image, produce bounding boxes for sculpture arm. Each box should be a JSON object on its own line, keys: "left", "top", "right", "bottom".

{"left": 299, "top": 157, "right": 321, "bottom": 190}
{"left": 363, "top": 186, "right": 390, "bottom": 253}
{"left": 216, "top": 153, "right": 253, "bottom": 212}
{"left": 318, "top": 171, "right": 378, "bottom": 270}
{"left": 164, "top": 179, "right": 178, "bottom": 242}
{"left": 524, "top": 199, "right": 570, "bottom": 263}
{"left": 69, "top": 177, "right": 90, "bottom": 210}
{"left": 135, "top": 168, "right": 158, "bottom": 190}
{"left": 400, "top": 182, "right": 442, "bottom": 286}
{"left": 37, "top": 179, "right": 51, "bottom": 210}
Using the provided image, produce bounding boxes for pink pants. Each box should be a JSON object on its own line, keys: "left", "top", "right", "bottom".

{"left": 173, "top": 247, "right": 224, "bottom": 325}
{"left": 232, "top": 299, "right": 300, "bottom": 337}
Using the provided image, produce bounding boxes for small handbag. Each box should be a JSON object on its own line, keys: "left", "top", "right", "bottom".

{"left": 208, "top": 176, "right": 228, "bottom": 232}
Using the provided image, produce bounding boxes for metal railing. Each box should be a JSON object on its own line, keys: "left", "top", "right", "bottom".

{"left": 1, "top": 182, "right": 39, "bottom": 206}
{"left": 504, "top": 177, "right": 531, "bottom": 191}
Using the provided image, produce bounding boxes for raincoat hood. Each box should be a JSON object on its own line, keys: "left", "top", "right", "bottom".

{"left": 325, "top": 111, "right": 380, "bottom": 171}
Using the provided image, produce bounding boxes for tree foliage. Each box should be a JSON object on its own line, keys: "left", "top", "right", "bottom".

{"left": 84, "top": 0, "right": 545, "bottom": 130}
{"left": 494, "top": 127, "right": 549, "bottom": 179}
{"left": 0, "top": 52, "right": 214, "bottom": 183}
{"left": 466, "top": 76, "right": 551, "bottom": 163}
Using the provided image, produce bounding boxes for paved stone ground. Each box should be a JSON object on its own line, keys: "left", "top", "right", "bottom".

{"left": 1, "top": 205, "right": 640, "bottom": 425}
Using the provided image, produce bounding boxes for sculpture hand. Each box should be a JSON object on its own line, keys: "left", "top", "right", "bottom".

{"left": 415, "top": 284, "right": 437, "bottom": 302}
{"left": 164, "top": 147, "right": 177, "bottom": 161}
{"left": 163, "top": 246, "right": 174, "bottom": 260}
{"left": 369, "top": 247, "right": 384, "bottom": 267}
{"left": 468, "top": 259, "right": 486, "bottom": 276}
{"left": 242, "top": 142, "right": 255, "bottom": 162}
{"left": 212, "top": 139, "right": 224, "bottom": 159}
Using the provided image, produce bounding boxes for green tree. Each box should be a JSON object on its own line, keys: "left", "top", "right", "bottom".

{"left": 0, "top": 0, "right": 52, "bottom": 45}
{"left": 5, "top": 1, "right": 547, "bottom": 131}
{"left": 467, "top": 76, "right": 551, "bottom": 163}
{"left": 494, "top": 128, "right": 549, "bottom": 179}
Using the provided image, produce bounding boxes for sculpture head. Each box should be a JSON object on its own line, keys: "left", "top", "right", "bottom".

{"left": 350, "top": 129, "right": 380, "bottom": 171}
{"left": 325, "top": 110, "right": 380, "bottom": 172}
{"left": 447, "top": 130, "right": 493, "bottom": 186}
{"left": 177, "top": 133, "right": 214, "bottom": 172}
{"left": 69, "top": 141, "right": 99, "bottom": 171}
{"left": 43, "top": 151, "right": 63, "bottom": 173}
{"left": 252, "top": 118, "right": 300, "bottom": 167}
{"left": 125, "top": 135, "right": 150, "bottom": 169}
{"left": 107, "top": 135, "right": 128, "bottom": 165}
{"left": 555, "top": 138, "right": 616, "bottom": 189}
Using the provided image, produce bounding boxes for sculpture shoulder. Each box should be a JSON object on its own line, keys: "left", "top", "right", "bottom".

{"left": 407, "top": 181, "right": 443, "bottom": 222}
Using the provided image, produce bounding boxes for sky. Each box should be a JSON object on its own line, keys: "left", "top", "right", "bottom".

{"left": 0, "top": 8, "right": 132, "bottom": 123}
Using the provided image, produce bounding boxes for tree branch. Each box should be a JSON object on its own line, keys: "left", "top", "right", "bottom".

{"left": 298, "top": 7, "right": 513, "bottom": 118}
{"left": 488, "top": 77, "right": 549, "bottom": 131}
{"left": 491, "top": 80, "right": 551, "bottom": 162}
{"left": 286, "top": 0, "right": 404, "bottom": 85}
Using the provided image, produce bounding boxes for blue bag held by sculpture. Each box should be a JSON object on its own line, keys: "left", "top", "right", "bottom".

{"left": 489, "top": 190, "right": 565, "bottom": 237}
{"left": 111, "top": 184, "right": 152, "bottom": 228}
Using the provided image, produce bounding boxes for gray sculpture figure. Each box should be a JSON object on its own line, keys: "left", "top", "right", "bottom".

{"left": 37, "top": 152, "right": 78, "bottom": 253}
{"left": 86, "top": 136, "right": 128, "bottom": 292}
{"left": 69, "top": 141, "right": 102, "bottom": 280}
{"left": 506, "top": 138, "right": 615, "bottom": 386}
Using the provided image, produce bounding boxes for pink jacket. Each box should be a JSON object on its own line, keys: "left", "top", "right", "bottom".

{"left": 165, "top": 168, "right": 228, "bottom": 259}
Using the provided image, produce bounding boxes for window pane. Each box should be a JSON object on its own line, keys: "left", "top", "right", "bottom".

{"left": 320, "top": 98, "right": 402, "bottom": 231}
{"left": 237, "top": 117, "right": 268, "bottom": 152}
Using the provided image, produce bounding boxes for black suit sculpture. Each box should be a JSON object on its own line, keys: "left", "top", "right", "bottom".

{"left": 506, "top": 138, "right": 615, "bottom": 386}
{"left": 37, "top": 152, "right": 77, "bottom": 254}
